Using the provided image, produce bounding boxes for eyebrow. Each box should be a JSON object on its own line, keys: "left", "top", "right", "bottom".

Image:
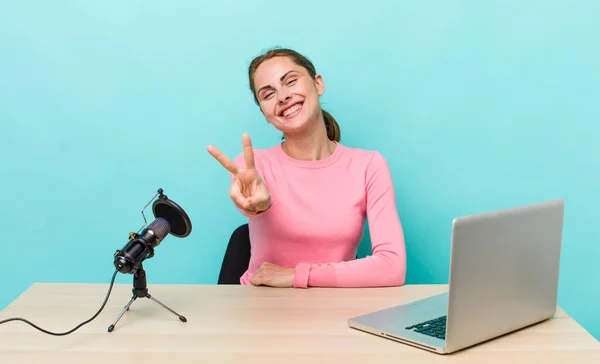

{"left": 256, "top": 70, "right": 299, "bottom": 97}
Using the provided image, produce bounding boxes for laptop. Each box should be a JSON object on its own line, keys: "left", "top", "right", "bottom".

{"left": 348, "top": 199, "right": 564, "bottom": 354}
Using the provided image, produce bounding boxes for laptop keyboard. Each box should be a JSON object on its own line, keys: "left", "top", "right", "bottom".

{"left": 405, "top": 315, "right": 446, "bottom": 340}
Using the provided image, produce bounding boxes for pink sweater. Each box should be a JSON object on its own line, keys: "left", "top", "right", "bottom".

{"left": 231, "top": 142, "right": 406, "bottom": 288}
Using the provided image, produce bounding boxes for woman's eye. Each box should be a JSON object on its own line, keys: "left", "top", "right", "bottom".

{"left": 286, "top": 78, "right": 297, "bottom": 86}
{"left": 263, "top": 92, "right": 274, "bottom": 100}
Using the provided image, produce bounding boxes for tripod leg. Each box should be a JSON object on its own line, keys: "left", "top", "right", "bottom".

{"left": 146, "top": 293, "right": 187, "bottom": 322}
{"left": 108, "top": 295, "right": 137, "bottom": 332}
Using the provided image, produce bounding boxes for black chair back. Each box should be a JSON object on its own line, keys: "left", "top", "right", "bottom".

{"left": 218, "top": 224, "right": 251, "bottom": 284}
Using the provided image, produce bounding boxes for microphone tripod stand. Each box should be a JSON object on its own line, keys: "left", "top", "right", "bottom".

{"left": 108, "top": 263, "right": 187, "bottom": 332}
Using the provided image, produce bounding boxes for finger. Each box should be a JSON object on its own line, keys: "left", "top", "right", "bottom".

{"left": 230, "top": 188, "right": 255, "bottom": 212}
{"left": 238, "top": 177, "right": 251, "bottom": 198}
{"left": 207, "top": 145, "right": 239, "bottom": 174}
{"left": 250, "top": 272, "right": 263, "bottom": 286}
{"left": 242, "top": 133, "right": 256, "bottom": 170}
{"left": 233, "top": 181, "right": 255, "bottom": 210}
{"left": 230, "top": 189, "right": 249, "bottom": 209}
{"left": 245, "top": 196, "right": 259, "bottom": 210}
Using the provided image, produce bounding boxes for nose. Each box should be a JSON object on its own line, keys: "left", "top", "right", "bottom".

{"left": 278, "top": 91, "right": 291, "bottom": 103}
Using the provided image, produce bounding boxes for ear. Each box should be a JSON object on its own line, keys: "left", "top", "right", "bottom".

{"left": 314, "top": 74, "right": 325, "bottom": 96}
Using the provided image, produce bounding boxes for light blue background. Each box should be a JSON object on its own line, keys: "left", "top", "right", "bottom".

{"left": 1, "top": 1, "right": 599, "bottom": 339}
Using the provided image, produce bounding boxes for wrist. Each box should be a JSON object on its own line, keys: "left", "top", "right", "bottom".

{"left": 287, "top": 267, "right": 296, "bottom": 287}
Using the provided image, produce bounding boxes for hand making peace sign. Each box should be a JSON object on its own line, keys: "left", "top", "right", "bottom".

{"left": 207, "top": 133, "right": 271, "bottom": 215}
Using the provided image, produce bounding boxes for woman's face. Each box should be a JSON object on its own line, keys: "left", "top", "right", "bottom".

{"left": 253, "top": 56, "right": 325, "bottom": 135}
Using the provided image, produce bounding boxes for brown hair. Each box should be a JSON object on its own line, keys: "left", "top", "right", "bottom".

{"left": 248, "top": 48, "right": 341, "bottom": 142}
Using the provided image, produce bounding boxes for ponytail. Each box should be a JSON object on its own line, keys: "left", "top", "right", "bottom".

{"left": 322, "top": 109, "right": 341, "bottom": 142}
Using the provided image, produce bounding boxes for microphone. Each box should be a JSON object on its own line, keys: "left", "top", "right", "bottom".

{"left": 113, "top": 188, "right": 192, "bottom": 274}
{"left": 108, "top": 188, "right": 192, "bottom": 332}
{"left": 0, "top": 188, "right": 193, "bottom": 336}
{"left": 113, "top": 218, "right": 170, "bottom": 274}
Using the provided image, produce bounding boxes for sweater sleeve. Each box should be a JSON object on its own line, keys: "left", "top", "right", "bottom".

{"left": 294, "top": 151, "right": 407, "bottom": 288}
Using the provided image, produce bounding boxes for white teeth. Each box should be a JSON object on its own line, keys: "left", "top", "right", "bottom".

{"left": 282, "top": 104, "right": 301, "bottom": 117}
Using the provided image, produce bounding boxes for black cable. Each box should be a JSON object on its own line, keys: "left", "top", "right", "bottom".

{"left": 0, "top": 269, "right": 119, "bottom": 336}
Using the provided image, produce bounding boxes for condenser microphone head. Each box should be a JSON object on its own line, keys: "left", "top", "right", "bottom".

{"left": 146, "top": 217, "right": 170, "bottom": 244}
{"left": 113, "top": 217, "right": 171, "bottom": 274}
{"left": 152, "top": 191, "right": 192, "bottom": 238}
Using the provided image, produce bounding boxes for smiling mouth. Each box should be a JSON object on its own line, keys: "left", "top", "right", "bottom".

{"left": 281, "top": 103, "right": 303, "bottom": 119}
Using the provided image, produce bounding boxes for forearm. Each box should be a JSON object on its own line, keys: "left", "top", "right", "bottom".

{"left": 294, "top": 243, "right": 406, "bottom": 288}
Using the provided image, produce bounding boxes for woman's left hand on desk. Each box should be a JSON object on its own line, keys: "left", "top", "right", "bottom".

{"left": 250, "top": 262, "right": 295, "bottom": 288}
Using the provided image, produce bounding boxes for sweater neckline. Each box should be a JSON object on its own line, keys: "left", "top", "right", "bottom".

{"left": 274, "top": 141, "right": 343, "bottom": 169}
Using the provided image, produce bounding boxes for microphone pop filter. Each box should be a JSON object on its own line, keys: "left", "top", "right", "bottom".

{"left": 152, "top": 192, "right": 192, "bottom": 238}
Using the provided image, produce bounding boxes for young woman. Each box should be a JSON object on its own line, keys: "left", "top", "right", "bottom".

{"left": 207, "top": 48, "right": 406, "bottom": 288}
